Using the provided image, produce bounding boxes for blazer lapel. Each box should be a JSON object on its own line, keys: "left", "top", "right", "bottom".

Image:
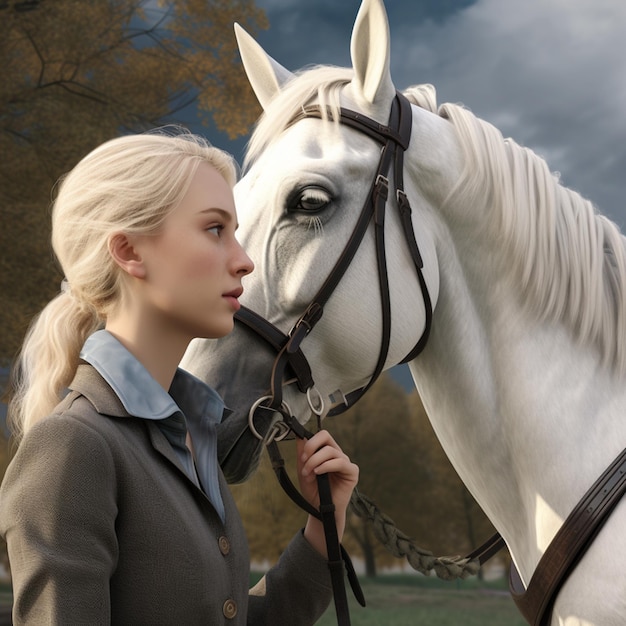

{"left": 70, "top": 363, "right": 188, "bottom": 477}
{"left": 144, "top": 421, "right": 191, "bottom": 477}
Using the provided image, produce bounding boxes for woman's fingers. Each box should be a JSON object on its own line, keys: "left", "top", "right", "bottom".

{"left": 298, "top": 430, "right": 359, "bottom": 552}
{"left": 298, "top": 430, "right": 358, "bottom": 481}
{"left": 300, "top": 446, "right": 347, "bottom": 477}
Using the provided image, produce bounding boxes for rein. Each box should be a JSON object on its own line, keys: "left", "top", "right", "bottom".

{"left": 262, "top": 412, "right": 366, "bottom": 623}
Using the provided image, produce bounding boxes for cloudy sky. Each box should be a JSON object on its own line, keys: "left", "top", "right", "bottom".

{"left": 204, "top": 0, "right": 626, "bottom": 229}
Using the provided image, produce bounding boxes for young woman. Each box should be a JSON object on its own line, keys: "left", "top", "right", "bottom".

{"left": 0, "top": 131, "right": 359, "bottom": 624}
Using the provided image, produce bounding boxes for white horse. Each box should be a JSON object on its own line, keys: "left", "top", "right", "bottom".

{"left": 181, "top": 0, "right": 626, "bottom": 623}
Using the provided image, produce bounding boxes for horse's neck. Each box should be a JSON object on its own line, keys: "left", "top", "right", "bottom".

{"left": 408, "top": 239, "right": 626, "bottom": 583}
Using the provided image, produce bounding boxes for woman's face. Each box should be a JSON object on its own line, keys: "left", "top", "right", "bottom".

{"left": 131, "top": 162, "right": 254, "bottom": 341}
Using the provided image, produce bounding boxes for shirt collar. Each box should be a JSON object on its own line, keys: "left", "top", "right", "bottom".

{"left": 80, "top": 329, "right": 225, "bottom": 425}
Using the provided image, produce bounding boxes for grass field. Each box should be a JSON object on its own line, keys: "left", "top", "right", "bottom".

{"left": 315, "top": 575, "right": 526, "bottom": 626}
{"left": 0, "top": 576, "right": 526, "bottom": 625}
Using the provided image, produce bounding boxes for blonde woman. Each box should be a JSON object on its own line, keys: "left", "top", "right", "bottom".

{"left": 0, "top": 131, "right": 358, "bottom": 624}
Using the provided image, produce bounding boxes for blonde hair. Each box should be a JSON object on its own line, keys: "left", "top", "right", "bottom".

{"left": 9, "top": 130, "right": 238, "bottom": 443}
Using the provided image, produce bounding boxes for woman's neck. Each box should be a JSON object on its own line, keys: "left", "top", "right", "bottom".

{"left": 104, "top": 316, "right": 189, "bottom": 391}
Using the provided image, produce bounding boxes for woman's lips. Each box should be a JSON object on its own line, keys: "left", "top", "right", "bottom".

{"left": 223, "top": 288, "right": 243, "bottom": 311}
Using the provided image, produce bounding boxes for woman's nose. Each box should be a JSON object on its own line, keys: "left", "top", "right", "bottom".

{"left": 234, "top": 241, "right": 254, "bottom": 276}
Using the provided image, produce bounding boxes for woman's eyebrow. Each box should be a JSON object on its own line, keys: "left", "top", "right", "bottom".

{"left": 199, "top": 207, "right": 239, "bottom": 229}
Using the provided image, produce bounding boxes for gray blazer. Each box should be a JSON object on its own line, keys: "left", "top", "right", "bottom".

{"left": 0, "top": 364, "right": 332, "bottom": 625}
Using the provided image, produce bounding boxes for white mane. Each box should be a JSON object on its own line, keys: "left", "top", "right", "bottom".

{"left": 244, "top": 66, "right": 354, "bottom": 169}
{"left": 437, "top": 97, "right": 626, "bottom": 374}
{"left": 245, "top": 67, "right": 626, "bottom": 375}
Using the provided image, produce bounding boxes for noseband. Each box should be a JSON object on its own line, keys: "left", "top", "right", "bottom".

{"left": 237, "top": 91, "right": 433, "bottom": 437}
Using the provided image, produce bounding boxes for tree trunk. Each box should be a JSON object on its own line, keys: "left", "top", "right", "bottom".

{"left": 362, "top": 522, "right": 377, "bottom": 578}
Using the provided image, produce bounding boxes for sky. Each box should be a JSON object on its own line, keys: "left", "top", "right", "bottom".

{"left": 201, "top": 0, "right": 626, "bottom": 229}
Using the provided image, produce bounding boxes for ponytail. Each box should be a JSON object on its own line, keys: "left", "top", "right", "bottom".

{"left": 8, "top": 290, "right": 101, "bottom": 443}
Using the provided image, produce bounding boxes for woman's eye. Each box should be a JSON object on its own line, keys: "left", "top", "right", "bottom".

{"left": 206, "top": 225, "right": 223, "bottom": 236}
{"left": 288, "top": 186, "right": 332, "bottom": 213}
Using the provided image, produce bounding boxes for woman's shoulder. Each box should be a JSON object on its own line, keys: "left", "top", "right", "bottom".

{"left": 20, "top": 395, "right": 119, "bottom": 459}
{"left": 0, "top": 394, "right": 122, "bottom": 510}
{"left": 19, "top": 386, "right": 140, "bottom": 464}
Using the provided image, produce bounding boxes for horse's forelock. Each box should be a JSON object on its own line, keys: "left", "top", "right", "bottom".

{"left": 244, "top": 72, "right": 442, "bottom": 171}
{"left": 244, "top": 66, "right": 354, "bottom": 170}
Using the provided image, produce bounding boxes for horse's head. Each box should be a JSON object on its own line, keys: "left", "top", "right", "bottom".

{"left": 181, "top": 0, "right": 447, "bottom": 482}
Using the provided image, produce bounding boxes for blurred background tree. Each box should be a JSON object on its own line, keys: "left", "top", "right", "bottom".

{"left": 230, "top": 443, "right": 310, "bottom": 563}
{"left": 0, "top": 0, "right": 267, "bottom": 362}
{"left": 324, "top": 374, "right": 428, "bottom": 577}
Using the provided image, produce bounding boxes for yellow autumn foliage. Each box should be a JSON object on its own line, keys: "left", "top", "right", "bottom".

{"left": 0, "top": 0, "right": 267, "bottom": 359}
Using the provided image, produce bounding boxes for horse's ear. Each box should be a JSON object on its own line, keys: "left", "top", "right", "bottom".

{"left": 234, "top": 23, "right": 295, "bottom": 110}
{"left": 349, "top": 0, "right": 395, "bottom": 107}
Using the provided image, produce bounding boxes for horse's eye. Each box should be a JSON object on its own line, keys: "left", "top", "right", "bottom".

{"left": 289, "top": 186, "right": 332, "bottom": 213}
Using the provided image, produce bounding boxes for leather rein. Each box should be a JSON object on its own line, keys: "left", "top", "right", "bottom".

{"left": 233, "top": 92, "right": 626, "bottom": 625}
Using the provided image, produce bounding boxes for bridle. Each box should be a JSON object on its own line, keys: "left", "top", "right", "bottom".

{"left": 236, "top": 91, "right": 433, "bottom": 439}
{"left": 232, "top": 92, "right": 433, "bottom": 624}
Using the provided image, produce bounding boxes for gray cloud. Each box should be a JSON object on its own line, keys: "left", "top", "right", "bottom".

{"left": 391, "top": 0, "right": 626, "bottom": 224}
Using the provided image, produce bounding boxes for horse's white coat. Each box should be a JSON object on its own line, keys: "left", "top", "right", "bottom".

{"left": 182, "top": 1, "right": 626, "bottom": 622}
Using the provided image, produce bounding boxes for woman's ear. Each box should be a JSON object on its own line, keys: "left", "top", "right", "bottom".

{"left": 108, "top": 233, "right": 147, "bottom": 279}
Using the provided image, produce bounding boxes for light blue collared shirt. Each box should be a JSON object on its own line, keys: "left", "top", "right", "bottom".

{"left": 80, "top": 330, "right": 226, "bottom": 522}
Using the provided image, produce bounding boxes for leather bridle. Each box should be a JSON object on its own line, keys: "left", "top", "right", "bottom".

{"left": 236, "top": 91, "right": 433, "bottom": 438}
{"left": 233, "top": 92, "right": 432, "bottom": 625}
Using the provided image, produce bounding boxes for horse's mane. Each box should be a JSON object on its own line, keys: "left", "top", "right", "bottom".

{"left": 245, "top": 66, "right": 626, "bottom": 375}
{"left": 435, "top": 95, "right": 626, "bottom": 374}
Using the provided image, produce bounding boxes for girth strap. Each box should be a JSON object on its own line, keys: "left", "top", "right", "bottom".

{"left": 460, "top": 446, "right": 626, "bottom": 625}
{"left": 510, "top": 446, "right": 626, "bottom": 625}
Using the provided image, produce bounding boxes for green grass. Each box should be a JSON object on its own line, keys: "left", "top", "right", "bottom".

{"left": 0, "top": 583, "right": 10, "bottom": 607}
{"left": 1, "top": 575, "right": 525, "bottom": 625}
{"left": 315, "top": 575, "right": 526, "bottom": 626}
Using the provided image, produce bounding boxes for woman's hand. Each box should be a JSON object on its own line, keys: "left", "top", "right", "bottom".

{"left": 296, "top": 430, "right": 359, "bottom": 557}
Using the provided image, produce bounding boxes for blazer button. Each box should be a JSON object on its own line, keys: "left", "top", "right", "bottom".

{"left": 218, "top": 536, "right": 230, "bottom": 555}
{"left": 223, "top": 599, "right": 237, "bottom": 619}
